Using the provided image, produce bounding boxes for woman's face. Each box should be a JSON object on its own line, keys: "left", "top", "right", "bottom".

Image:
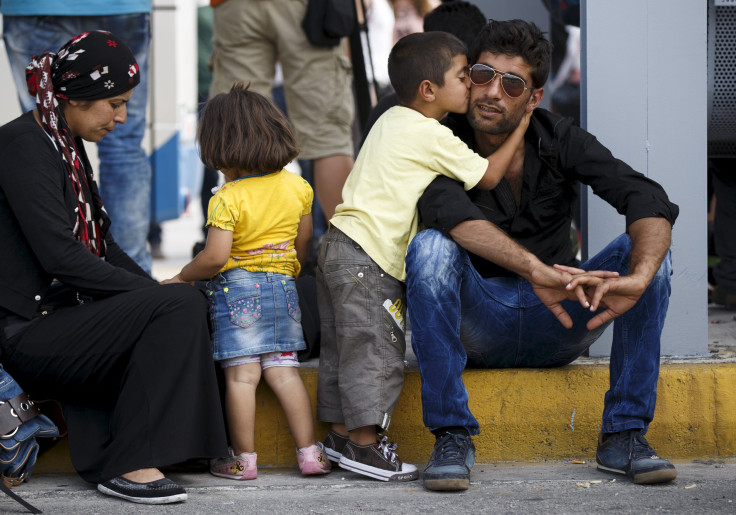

{"left": 63, "top": 88, "right": 134, "bottom": 142}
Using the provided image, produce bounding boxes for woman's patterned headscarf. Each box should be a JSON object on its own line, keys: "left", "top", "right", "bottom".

{"left": 24, "top": 31, "right": 140, "bottom": 257}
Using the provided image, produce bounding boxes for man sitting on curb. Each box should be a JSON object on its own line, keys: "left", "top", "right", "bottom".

{"left": 405, "top": 19, "right": 679, "bottom": 492}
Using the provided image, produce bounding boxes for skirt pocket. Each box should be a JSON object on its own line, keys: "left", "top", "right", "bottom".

{"left": 224, "top": 284, "right": 262, "bottom": 328}
{"left": 282, "top": 280, "right": 302, "bottom": 323}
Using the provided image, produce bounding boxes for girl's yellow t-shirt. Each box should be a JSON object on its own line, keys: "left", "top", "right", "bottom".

{"left": 206, "top": 169, "right": 313, "bottom": 277}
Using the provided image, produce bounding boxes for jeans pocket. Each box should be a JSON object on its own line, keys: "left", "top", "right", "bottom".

{"left": 224, "top": 284, "right": 262, "bottom": 328}
{"left": 283, "top": 281, "right": 302, "bottom": 323}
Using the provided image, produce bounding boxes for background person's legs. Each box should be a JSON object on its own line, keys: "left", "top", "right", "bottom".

{"left": 275, "top": 1, "right": 355, "bottom": 221}
{"left": 94, "top": 14, "right": 153, "bottom": 273}
{"left": 711, "top": 158, "right": 736, "bottom": 309}
{"left": 313, "top": 154, "right": 353, "bottom": 221}
{"left": 2, "top": 16, "right": 77, "bottom": 112}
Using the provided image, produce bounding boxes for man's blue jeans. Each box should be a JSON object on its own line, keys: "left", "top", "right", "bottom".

{"left": 405, "top": 229, "right": 672, "bottom": 436}
{"left": 3, "top": 14, "right": 153, "bottom": 273}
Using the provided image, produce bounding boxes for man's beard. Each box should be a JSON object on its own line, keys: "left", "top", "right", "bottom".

{"left": 467, "top": 100, "right": 525, "bottom": 135}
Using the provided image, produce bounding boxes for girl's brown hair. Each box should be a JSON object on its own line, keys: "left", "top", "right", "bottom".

{"left": 198, "top": 82, "right": 299, "bottom": 174}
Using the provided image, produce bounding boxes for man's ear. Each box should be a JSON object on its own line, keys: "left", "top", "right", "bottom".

{"left": 418, "top": 79, "right": 436, "bottom": 103}
{"left": 526, "top": 87, "right": 544, "bottom": 112}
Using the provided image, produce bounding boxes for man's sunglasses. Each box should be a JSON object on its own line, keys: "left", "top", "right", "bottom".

{"left": 467, "top": 64, "right": 531, "bottom": 98}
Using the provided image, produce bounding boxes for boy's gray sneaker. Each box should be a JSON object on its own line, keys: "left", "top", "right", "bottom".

{"left": 338, "top": 435, "right": 418, "bottom": 482}
{"left": 596, "top": 429, "right": 677, "bottom": 484}
{"left": 323, "top": 430, "right": 350, "bottom": 463}
{"left": 423, "top": 432, "right": 475, "bottom": 491}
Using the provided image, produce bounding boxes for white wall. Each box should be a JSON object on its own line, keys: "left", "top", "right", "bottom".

{"left": 582, "top": 0, "right": 708, "bottom": 356}
{"left": 149, "top": 0, "right": 200, "bottom": 220}
{"left": 0, "top": 18, "right": 20, "bottom": 124}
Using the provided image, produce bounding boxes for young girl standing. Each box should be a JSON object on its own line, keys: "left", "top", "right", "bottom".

{"left": 164, "top": 83, "right": 330, "bottom": 479}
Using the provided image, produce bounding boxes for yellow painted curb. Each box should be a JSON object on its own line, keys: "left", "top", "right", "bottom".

{"left": 35, "top": 362, "right": 736, "bottom": 472}
{"left": 254, "top": 362, "right": 736, "bottom": 467}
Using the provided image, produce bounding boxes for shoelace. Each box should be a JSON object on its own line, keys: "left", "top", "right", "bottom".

{"left": 433, "top": 433, "right": 467, "bottom": 463}
{"left": 376, "top": 434, "right": 399, "bottom": 464}
{"left": 629, "top": 432, "right": 660, "bottom": 460}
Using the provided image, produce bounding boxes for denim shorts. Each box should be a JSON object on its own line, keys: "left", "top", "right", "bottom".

{"left": 207, "top": 269, "right": 306, "bottom": 361}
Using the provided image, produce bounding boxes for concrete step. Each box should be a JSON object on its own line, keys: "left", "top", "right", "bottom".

{"left": 36, "top": 359, "right": 736, "bottom": 474}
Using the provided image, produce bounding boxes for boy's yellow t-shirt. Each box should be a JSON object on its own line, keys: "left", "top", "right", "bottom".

{"left": 331, "top": 105, "right": 490, "bottom": 281}
{"left": 207, "top": 169, "right": 313, "bottom": 277}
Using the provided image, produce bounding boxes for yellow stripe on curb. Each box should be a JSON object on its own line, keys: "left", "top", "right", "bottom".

{"left": 35, "top": 362, "right": 736, "bottom": 472}
{"left": 257, "top": 362, "right": 736, "bottom": 467}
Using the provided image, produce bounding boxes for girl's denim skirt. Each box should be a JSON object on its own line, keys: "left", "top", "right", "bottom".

{"left": 207, "top": 268, "right": 306, "bottom": 361}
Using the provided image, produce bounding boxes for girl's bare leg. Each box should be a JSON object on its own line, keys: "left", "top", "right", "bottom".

{"left": 224, "top": 362, "right": 262, "bottom": 454}
{"left": 263, "top": 366, "right": 315, "bottom": 448}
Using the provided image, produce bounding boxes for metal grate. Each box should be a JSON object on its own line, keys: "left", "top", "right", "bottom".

{"left": 709, "top": 3, "right": 736, "bottom": 157}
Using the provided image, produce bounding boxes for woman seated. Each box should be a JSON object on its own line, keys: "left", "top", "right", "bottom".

{"left": 0, "top": 30, "right": 228, "bottom": 505}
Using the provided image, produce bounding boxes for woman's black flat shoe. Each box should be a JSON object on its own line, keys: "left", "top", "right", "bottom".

{"left": 97, "top": 476, "right": 187, "bottom": 504}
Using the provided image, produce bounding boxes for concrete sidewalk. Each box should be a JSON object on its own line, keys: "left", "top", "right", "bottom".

{"left": 7, "top": 461, "right": 736, "bottom": 514}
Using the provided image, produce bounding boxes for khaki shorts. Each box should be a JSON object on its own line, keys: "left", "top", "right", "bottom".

{"left": 315, "top": 227, "right": 407, "bottom": 431}
{"left": 210, "top": 0, "right": 355, "bottom": 160}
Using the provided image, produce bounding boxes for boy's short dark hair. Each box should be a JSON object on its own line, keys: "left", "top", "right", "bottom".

{"left": 198, "top": 82, "right": 299, "bottom": 173}
{"left": 471, "top": 19, "right": 552, "bottom": 89}
{"left": 388, "top": 31, "right": 467, "bottom": 105}
{"left": 423, "top": 1, "right": 487, "bottom": 51}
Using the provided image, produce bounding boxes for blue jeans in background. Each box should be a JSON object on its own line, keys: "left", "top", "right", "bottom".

{"left": 405, "top": 229, "right": 672, "bottom": 436}
{"left": 3, "top": 14, "right": 153, "bottom": 273}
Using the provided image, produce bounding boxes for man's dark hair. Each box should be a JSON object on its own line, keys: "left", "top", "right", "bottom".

{"left": 471, "top": 19, "right": 552, "bottom": 89}
{"left": 423, "top": 1, "right": 487, "bottom": 51}
{"left": 388, "top": 31, "right": 467, "bottom": 105}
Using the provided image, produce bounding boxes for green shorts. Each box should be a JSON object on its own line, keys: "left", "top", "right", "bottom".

{"left": 315, "top": 227, "right": 407, "bottom": 431}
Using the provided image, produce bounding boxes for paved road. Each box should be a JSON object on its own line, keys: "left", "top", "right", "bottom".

{"left": 5, "top": 461, "right": 734, "bottom": 514}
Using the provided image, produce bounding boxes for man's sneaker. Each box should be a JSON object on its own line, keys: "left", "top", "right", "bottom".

{"left": 323, "top": 430, "right": 350, "bottom": 463}
{"left": 596, "top": 430, "right": 677, "bottom": 484}
{"left": 209, "top": 448, "right": 258, "bottom": 480}
{"left": 423, "top": 432, "right": 475, "bottom": 491}
{"left": 97, "top": 477, "right": 187, "bottom": 504}
{"left": 297, "top": 442, "right": 332, "bottom": 475}
{"left": 338, "top": 435, "right": 418, "bottom": 482}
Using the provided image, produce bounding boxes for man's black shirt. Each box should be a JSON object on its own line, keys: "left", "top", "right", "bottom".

{"left": 417, "top": 109, "right": 679, "bottom": 278}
